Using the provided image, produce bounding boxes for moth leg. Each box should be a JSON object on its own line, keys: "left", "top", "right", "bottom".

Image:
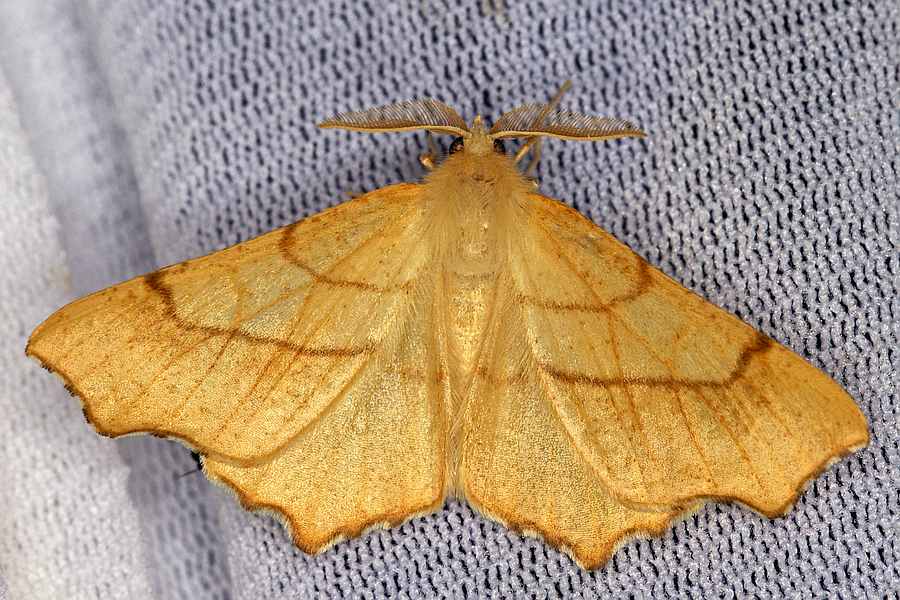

{"left": 175, "top": 451, "right": 204, "bottom": 480}
{"left": 523, "top": 138, "right": 542, "bottom": 177}
{"left": 419, "top": 132, "right": 441, "bottom": 170}
{"left": 514, "top": 137, "right": 542, "bottom": 188}
{"left": 514, "top": 136, "right": 539, "bottom": 164}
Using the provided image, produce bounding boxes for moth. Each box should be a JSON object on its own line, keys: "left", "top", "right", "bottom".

{"left": 27, "top": 83, "right": 869, "bottom": 568}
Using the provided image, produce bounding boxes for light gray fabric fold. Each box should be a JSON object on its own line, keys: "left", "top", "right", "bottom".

{"left": 1, "top": 0, "right": 896, "bottom": 598}
{"left": 0, "top": 2, "right": 231, "bottom": 598}
{"left": 0, "top": 62, "right": 152, "bottom": 600}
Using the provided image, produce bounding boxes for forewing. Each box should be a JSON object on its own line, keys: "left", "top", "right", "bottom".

{"left": 203, "top": 272, "right": 446, "bottom": 552}
{"left": 26, "top": 183, "right": 441, "bottom": 468}
{"left": 504, "top": 193, "right": 869, "bottom": 516}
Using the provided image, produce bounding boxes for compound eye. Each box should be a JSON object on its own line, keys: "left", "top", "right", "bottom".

{"left": 492, "top": 138, "right": 506, "bottom": 154}
{"left": 448, "top": 137, "right": 465, "bottom": 154}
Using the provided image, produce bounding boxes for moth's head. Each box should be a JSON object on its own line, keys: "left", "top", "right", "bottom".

{"left": 318, "top": 83, "right": 645, "bottom": 167}
{"left": 447, "top": 116, "right": 505, "bottom": 158}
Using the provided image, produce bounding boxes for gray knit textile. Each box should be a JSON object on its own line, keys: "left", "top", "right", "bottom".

{"left": 0, "top": 1, "right": 896, "bottom": 598}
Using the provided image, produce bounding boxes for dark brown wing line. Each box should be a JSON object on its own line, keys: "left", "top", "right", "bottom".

{"left": 141, "top": 206, "right": 424, "bottom": 357}
{"left": 144, "top": 272, "right": 374, "bottom": 357}
{"left": 279, "top": 220, "right": 415, "bottom": 293}
{"left": 515, "top": 260, "right": 651, "bottom": 312}
{"left": 536, "top": 333, "right": 772, "bottom": 390}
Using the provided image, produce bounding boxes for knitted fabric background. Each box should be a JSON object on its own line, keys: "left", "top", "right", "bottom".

{"left": 0, "top": 1, "right": 897, "bottom": 598}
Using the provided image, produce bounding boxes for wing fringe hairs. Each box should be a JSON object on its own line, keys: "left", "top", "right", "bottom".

{"left": 26, "top": 93, "right": 869, "bottom": 569}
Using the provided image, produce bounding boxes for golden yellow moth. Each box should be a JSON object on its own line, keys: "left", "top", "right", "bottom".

{"left": 26, "top": 83, "right": 869, "bottom": 569}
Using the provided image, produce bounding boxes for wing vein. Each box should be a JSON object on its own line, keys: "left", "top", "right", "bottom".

{"left": 203, "top": 204, "right": 425, "bottom": 443}
{"left": 279, "top": 203, "right": 416, "bottom": 292}
{"left": 121, "top": 330, "right": 219, "bottom": 420}
{"left": 206, "top": 254, "right": 397, "bottom": 438}
{"left": 693, "top": 386, "right": 770, "bottom": 495}
{"left": 164, "top": 330, "right": 240, "bottom": 425}
{"left": 55, "top": 296, "right": 153, "bottom": 367}
{"left": 75, "top": 306, "right": 172, "bottom": 383}
{"left": 605, "top": 310, "right": 718, "bottom": 488}
{"left": 514, "top": 224, "right": 648, "bottom": 490}
{"left": 603, "top": 312, "right": 656, "bottom": 488}
{"left": 227, "top": 230, "right": 427, "bottom": 464}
